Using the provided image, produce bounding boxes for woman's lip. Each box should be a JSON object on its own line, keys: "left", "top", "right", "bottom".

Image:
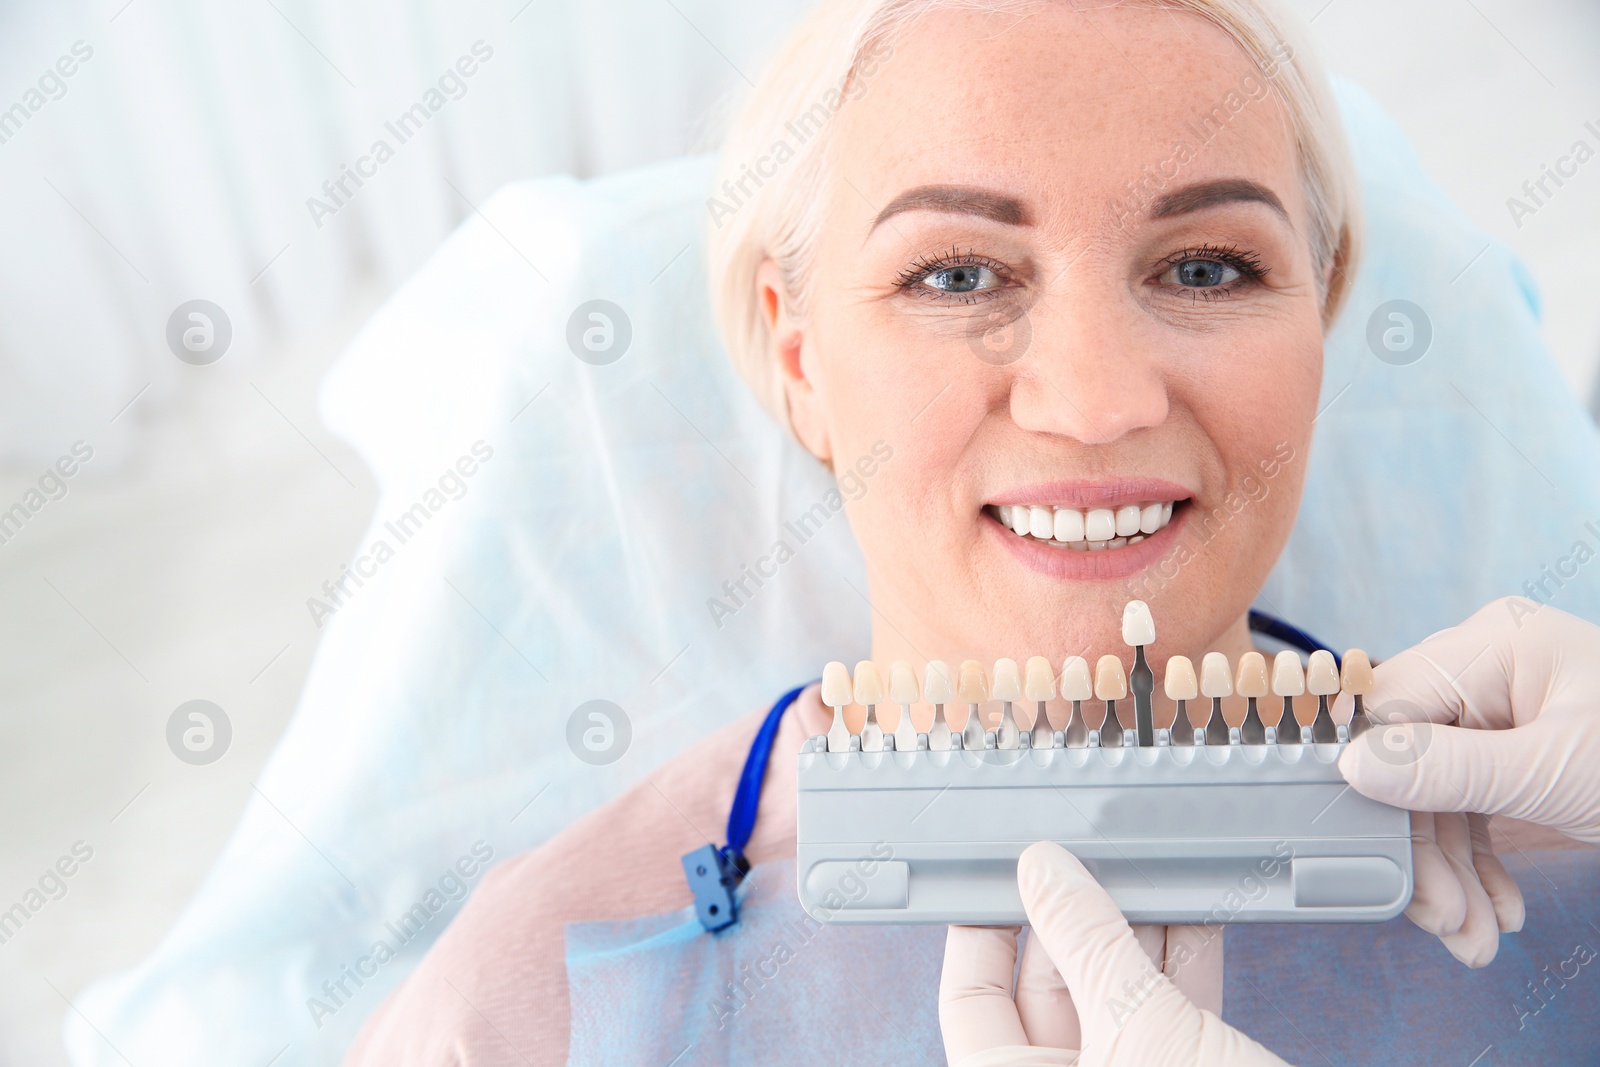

{"left": 987, "top": 502, "right": 1190, "bottom": 581}
{"left": 988, "top": 478, "right": 1194, "bottom": 510}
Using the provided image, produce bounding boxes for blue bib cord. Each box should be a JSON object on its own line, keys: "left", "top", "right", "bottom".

{"left": 1249, "top": 610, "right": 1339, "bottom": 668}
{"left": 682, "top": 681, "right": 814, "bottom": 933}
{"left": 1250, "top": 610, "right": 1348, "bottom": 742}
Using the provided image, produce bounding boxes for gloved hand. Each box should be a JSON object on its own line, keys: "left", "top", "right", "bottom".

{"left": 1338, "top": 597, "right": 1600, "bottom": 968}
{"left": 939, "top": 841, "right": 1289, "bottom": 1067}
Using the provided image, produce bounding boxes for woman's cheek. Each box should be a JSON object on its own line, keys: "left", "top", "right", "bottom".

{"left": 819, "top": 309, "right": 905, "bottom": 429}
{"left": 823, "top": 311, "right": 953, "bottom": 465}
{"left": 1219, "top": 325, "right": 1320, "bottom": 434}
{"left": 1244, "top": 336, "right": 1320, "bottom": 553}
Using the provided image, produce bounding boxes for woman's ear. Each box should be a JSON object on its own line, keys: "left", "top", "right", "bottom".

{"left": 1320, "top": 222, "right": 1356, "bottom": 328}
{"left": 757, "top": 257, "right": 832, "bottom": 465}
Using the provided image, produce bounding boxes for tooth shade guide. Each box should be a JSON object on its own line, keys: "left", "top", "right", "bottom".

{"left": 1312, "top": 694, "right": 1338, "bottom": 742}
{"left": 1093, "top": 655, "right": 1127, "bottom": 700}
{"left": 1060, "top": 656, "right": 1093, "bottom": 702}
{"left": 821, "top": 661, "right": 852, "bottom": 710}
{"left": 1170, "top": 704, "right": 1193, "bottom": 744}
{"left": 1030, "top": 702, "right": 1055, "bottom": 747}
{"left": 1199, "top": 652, "right": 1233, "bottom": 700}
{"left": 1305, "top": 650, "right": 1340, "bottom": 696}
{"left": 1270, "top": 652, "right": 1304, "bottom": 744}
{"left": 1340, "top": 649, "right": 1375, "bottom": 736}
{"left": 1306, "top": 650, "right": 1340, "bottom": 742}
{"left": 1278, "top": 693, "right": 1308, "bottom": 728}
{"left": 796, "top": 707, "right": 1416, "bottom": 923}
{"left": 1163, "top": 655, "right": 1197, "bottom": 696}
{"left": 1271, "top": 651, "right": 1305, "bottom": 697}
{"left": 1340, "top": 649, "right": 1375, "bottom": 694}
{"left": 1095, "top": 653, "right": 1131, "bottom": 736}
{"left": 957, "top": 660, "right": 989, "bottom": 704}
{"left": 991, "top": 658, "right": 1022, "bottom": 703}
{"left": 1239, "top": 700, "right": 1266, "bottom": 745}
{"left": 1121, "top": 600, "right": 1156, "bottom": 647}
{"left": 816, "top": 610, "right": 1357, "bottom": 755}
{"left": 991, "top": 658, "right": 1023, "bottom": 751}
{"left": 821, "top": 700, "right": 875, "bottom": 737}
{"left": 1023, "top": 655, "right": 1056, "bottom": 702}
{"left": 1234, "top": 652, "right": 1269, "bottom": 698}
{"left": 893, "top": 706, "right": 918, "bottom": 751}
{"left": 1233, "top": 653, "right": 1270, "bottom": 746}
{"left": 956, "top": 655, "right": 991, "bottom": 751}
{"left": 923, "top": 660, "right": 955, "bottom": 705}
{"left": 1203, "top": 691, "right": 1234, "bottom": 746}
{"left": 851, "top": 660, "right": 884, "bottom": 705}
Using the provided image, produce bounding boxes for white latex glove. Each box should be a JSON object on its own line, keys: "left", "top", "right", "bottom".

{"left": 1338, "top": 596, "right": 1600, "bottom": 968}
{"left": 940, "top": 841, "right": 1287, "bottom": 1067}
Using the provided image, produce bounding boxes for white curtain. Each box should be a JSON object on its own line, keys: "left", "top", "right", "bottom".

{"left": 0, "top": 0, "right": 814, "bottom": 463}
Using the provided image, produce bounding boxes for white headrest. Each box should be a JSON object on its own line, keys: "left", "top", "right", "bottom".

{"left": 1266, "top": 83, "right": 1600, "bottom": 652}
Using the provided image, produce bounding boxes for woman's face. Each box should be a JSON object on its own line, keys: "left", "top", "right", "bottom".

{"left": 763, "top": 4, "right": 1325, "bottom": 670}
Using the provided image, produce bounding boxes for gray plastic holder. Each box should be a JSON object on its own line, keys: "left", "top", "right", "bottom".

{"left": 796, "top": 738, "right": 1412, "bottom": 925}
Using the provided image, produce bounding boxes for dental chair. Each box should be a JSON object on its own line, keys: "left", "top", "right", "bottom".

{"left": 65, "top": 80, "right": 1600, "bottom": 1067}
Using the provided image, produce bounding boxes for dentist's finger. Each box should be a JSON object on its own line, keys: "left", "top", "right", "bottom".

{"left": 947, "top": 1047, "right": 1080, "bottom": 1067}
{"left": 1164, "top": 924, "right": 1224, "bottom": 1016}
{"left": 1342, "top": 717, "right": 1541, "bottom": 814}
{"left": 1355, "top": 598, "right": 1531, "bottom": 734}
{"left": 1016, "top": 842, "right": 1195, "bottom": 1051}
{"left": 1354, "top": 644, "right": 1475, "bottom": 727}
{"left": 1130, "top": 923, "right": 1165, "bottom": 972}
{"left": 1341, "top": 714, "right": 1600, "bottom": 842}
{"left": 1469, "top": 813, "right": 1525, "bottom": 933}
{"left": 1433, "top": 811, "right": 1502, "bottom": 968}
{"left": 1016, "top": 926, "right": 1080, "bottom": 1050}
{"left": 939, "top": 925, "right": 1028, "bottom": 1062}
{"left": 1404, "top": 810, "right": 1468, "bottom": 938}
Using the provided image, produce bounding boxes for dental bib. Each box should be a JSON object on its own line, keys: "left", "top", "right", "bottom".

{"left": 563, "top": 849, "right": 1600, "bottom": 1067}
{"left": 565, "top": 858, "right": 945, "bottom": 1067}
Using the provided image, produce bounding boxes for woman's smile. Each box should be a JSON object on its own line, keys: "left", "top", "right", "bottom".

{"left": 983, "top": 479, "right": 1192, "bottom": 580}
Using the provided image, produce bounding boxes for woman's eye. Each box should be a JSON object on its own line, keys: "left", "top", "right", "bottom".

{"left": 918, "top": 264, "right": 1003, "bottom": 294}
{"left": 1164, "top": 258, "right": 1241, "bottom": 289}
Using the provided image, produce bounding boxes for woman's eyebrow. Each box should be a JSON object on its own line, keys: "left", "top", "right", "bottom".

{"left": 869, "top": 185, "right": 1031, "bottom": 234}
{"left": 1149, "top": 178, "right": 1287, "bottom": 221}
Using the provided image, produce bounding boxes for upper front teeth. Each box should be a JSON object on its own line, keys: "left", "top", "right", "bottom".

{"left": 997, "top": 501, "right": 1174, "bottom": 550}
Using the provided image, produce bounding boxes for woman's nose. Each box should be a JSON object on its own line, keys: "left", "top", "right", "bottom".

{"left": 1004, "top": 304, "right": 1169, "bottom": 445}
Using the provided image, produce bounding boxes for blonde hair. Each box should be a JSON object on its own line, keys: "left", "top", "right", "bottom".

{"left": 705, "top": 0, "right": 1362, "bottom": 428}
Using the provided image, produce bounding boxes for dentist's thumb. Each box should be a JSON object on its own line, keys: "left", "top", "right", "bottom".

{"left": 1338, "top": 717, "right": 1565, "bottom": 828}
{"left": 1017, "top": 842, "right": 1290, "bottom": 1064}
{"left": 1018, "top": 842, "right": 1190, "bottom": 1047}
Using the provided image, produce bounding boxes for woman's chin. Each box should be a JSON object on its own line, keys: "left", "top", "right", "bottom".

{"left": 982, "top": 503, "right": 1191, "bottom": 584}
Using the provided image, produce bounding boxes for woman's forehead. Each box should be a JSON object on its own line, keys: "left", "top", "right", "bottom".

{"left": 834, "top": 5, "right": 1302, "bottom": 230}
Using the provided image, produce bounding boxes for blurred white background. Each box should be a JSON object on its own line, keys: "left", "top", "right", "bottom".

{"left": 0, "top": 0, "right": 1595, "bottom": 1063}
